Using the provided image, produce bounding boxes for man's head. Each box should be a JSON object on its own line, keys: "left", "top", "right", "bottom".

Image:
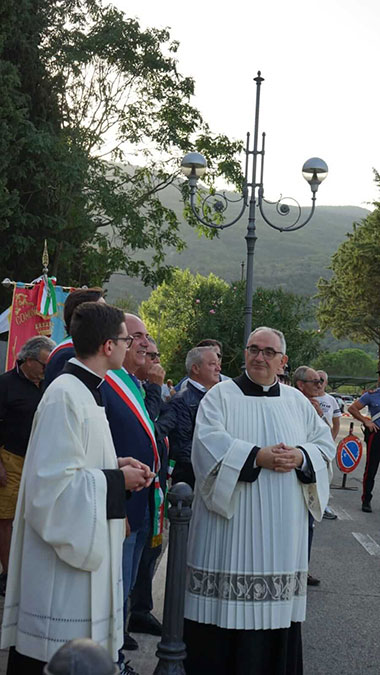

{"left": 71, "top": 302, "right": 130, "bottom": 370}
{"left": 293, "top": 366, "right": 323, "bottom": 398}
{"left": 186, "top": 346, "right": 221, "bottom": 390}
{"left": 196, "top": 339, "right": 223, "bottom": 364}
{"left": 134, "top": 337, "right": 160, "bottom": 381}
{"left": 245, "top": 327, "right": 288, "bottom": 386}
{"left": 317, "top": 370, "right": 328, "bottom": 394}
{"left": 123, "top": 314, "right": 149, "bottom": 374}
{"left": 18, "top": 336, "right": 56, "bottom": 383}
{"left": 64, "top": 288, "right": 105, "bottom": 335}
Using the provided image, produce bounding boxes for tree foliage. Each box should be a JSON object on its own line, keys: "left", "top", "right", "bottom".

{"left": 312, "top": 348, "right": 377, "bottom": 378}
{"left": 317, "top": 172, "right": 380, "bottom": 364}
{"left": 140, "top": 269, "right": 322, "bottom": 381}
{"left": 0, "top": 0, "right": 242, "bottom": 306}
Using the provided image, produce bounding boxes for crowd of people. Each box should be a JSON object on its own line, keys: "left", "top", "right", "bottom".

{"left": 0, "top": 287, "right": 375, "bottom": 674}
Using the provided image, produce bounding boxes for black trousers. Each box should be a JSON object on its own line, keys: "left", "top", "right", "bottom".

{"left": 362, "top": 430, "right": 380, "bottom": 504}
{"left": 183, "top": 619, "right": 303, "bottom": 675}
{"left": 7, "top": 647, "right": 46, "bottom": 675}
{"left": 130, "top": 539, "right": 162, "bottom": 615}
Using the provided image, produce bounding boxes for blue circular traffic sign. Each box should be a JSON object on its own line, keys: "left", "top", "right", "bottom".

{"left": 336, "top": 434, "right": 362, "bottom": 473}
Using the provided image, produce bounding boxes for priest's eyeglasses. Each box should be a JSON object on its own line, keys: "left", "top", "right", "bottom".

{"left": 246, "top": 345, "right": 283, "bottom": 360}
{"left": 110, "top": 336, "right": 134, "bottom": 347}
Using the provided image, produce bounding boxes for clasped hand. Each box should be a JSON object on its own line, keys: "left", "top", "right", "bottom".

{"left": 256, "top": 443, "right": 303, "bottom": 472}
{"left": 118, "top": 456, "right": 155, "bottom": 491}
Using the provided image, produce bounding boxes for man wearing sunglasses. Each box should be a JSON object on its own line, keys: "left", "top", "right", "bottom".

{"left": 183, "top": 327, "right": 335, "bottom": 675}
{"left": 0, "top": 335, "right": 55, "bottom": 597}
{"left": 127, "top": 337, "right": 167, "bottom": 640}
{"left": 293, "top": 365, "right": 336, "bottom": 586}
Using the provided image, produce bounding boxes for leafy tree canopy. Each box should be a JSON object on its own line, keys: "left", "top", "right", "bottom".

{"left": 140, "top": 268, "right": 322, "bottom": 381}
{"left": 312, "top": 348, "right": 377, "bottom": 379}
{"left": 0, "top": 0, "right": 242, "bottom": 307}
{"left": 317, "top": 171, "right": 380, "bottom": 364}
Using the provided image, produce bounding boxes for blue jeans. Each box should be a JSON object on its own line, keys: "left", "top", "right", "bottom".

{"left": 122, "top": 506, "right": 150, "bottom": 627}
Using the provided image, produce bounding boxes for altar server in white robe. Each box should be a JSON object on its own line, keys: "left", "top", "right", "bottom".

{"left": 1, "top": 302, "right": 154, "bottom": 675}
{"left": 183, "top": 326, "right": 336, "bottom": 675}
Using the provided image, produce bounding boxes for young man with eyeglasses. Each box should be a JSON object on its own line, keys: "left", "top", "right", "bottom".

{"left": 183, "top": 327, "right": 335, "bottom": 675}
{"left": 0, "top": 335, "right": 55, "bottom": 596}
{"left": 2, "top": 303, "right": 154, "bottom": 675}
{"left": 44, "top": 287, "right": 105, "bottom": 388}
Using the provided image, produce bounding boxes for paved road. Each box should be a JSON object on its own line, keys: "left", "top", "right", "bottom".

{"left": 303, "top": 415, "right": 380, "bottom": 674}
{"left": 1, "top": 415, "right": 379, "bottom": 674}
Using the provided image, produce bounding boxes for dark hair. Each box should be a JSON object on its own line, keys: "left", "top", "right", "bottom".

{"left": 196, "top": 338, "right": 223, "bottom": 352}
{"left": 64, "top": 288, "right": 104, "bottom": 334}
{"left": 71, "top": 302, "right": 125, "bottom": 358}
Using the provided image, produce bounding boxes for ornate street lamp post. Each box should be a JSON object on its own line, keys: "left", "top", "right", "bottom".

{"left": 181, "top": 72, "right": 328, "bottom": 350}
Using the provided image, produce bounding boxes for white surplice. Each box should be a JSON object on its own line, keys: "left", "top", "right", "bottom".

{"left": 1, "top": 373, "right": 124, "bottom": 662}
{"left": 185, "top": 380, "right": 336, "bottom": 631}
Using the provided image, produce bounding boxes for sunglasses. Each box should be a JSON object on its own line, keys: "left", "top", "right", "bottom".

{"left": 33, "top": 358, "right": 47, "bottom": 370}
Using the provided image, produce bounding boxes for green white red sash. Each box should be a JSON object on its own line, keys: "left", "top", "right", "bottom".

{"left": 36, "top": 277, "right": 57, "bottom": 317}
{"left": 105, "top": 368, "right": 164, "bottom": 546}
{"left": 48, "top": 336, "right": 74, "bottom": 362}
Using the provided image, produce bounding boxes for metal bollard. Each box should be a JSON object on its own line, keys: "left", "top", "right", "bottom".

{"left": 44, "top": 638, "right": 118, "bottom": 674}
{"left": 154, "top": 482, "right": 193, "bottom": 675}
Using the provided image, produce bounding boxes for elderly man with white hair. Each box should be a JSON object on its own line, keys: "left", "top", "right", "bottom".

{"left": 183, "top": 327, "right": 335, "bottom": 675}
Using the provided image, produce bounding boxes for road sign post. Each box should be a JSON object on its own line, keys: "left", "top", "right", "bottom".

{"left": 331, "top": 422, "right": 362, "bottom": 491}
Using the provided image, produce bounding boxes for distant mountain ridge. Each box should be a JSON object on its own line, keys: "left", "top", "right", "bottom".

{"left": 105, "top": 182, "right": 369, "bottom": 305}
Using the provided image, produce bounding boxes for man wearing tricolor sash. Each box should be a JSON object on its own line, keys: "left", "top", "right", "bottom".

{"left": 128, "top": 337, "right": 168, "bottom": 638}
{"left": 101, "top": 314, "right": 164, "bottom": 652}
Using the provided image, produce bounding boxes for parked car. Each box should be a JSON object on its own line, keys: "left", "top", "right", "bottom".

{"left": 331, "top": 393, "right": 345, "bottom": 413}
{"left": 341, "top": 395, "right": 355, "bottom": 407}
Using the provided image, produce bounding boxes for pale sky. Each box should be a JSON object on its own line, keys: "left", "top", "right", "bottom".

{"left": 115, "top": 0, "right": 380, "bottom": 208}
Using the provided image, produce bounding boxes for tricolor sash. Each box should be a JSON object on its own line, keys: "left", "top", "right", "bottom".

{"left": 105, "top": 368, "right": 164, "bottom": 546}
{"left": 48, "top": 336, "right": 74, "bottom": 362}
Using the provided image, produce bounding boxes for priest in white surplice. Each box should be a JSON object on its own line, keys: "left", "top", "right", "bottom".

{"left": 1, "top": 302, "right": 154, "bottom": 675}
{"left": 183, "top": 327, "right": 335, "bottom": 675}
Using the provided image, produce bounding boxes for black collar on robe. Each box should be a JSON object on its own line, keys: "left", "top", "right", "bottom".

{"left": 61, "top": 361, "right": 103, "bottom": 406}
{"left": 233, "top": 372, "right": 280, "bottom": 397}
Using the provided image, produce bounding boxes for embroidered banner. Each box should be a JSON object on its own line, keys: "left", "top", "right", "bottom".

{"left": 6, "top": 285, "right": 52, "bottom": 370}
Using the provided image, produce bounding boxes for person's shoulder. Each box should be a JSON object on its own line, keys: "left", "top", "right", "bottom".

{"left": 44, "top": 372, "right": 92, "bottom": 405}
{"left": 282, "top": 385, "right": 308, "bottom": 405}
{"left": 0, "top": 367, "right": 17, "bottom": 383}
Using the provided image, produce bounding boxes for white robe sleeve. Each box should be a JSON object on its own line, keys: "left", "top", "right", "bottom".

{"left": 24, "top": 388, "right": 108, "bottom": 572}
{"left": 192, "top": 387, "right": 254, "bottom": 519}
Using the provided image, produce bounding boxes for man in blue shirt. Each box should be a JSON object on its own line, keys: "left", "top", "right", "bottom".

{"left": 349, "top": 384, "right": 380, "bottom": 512}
